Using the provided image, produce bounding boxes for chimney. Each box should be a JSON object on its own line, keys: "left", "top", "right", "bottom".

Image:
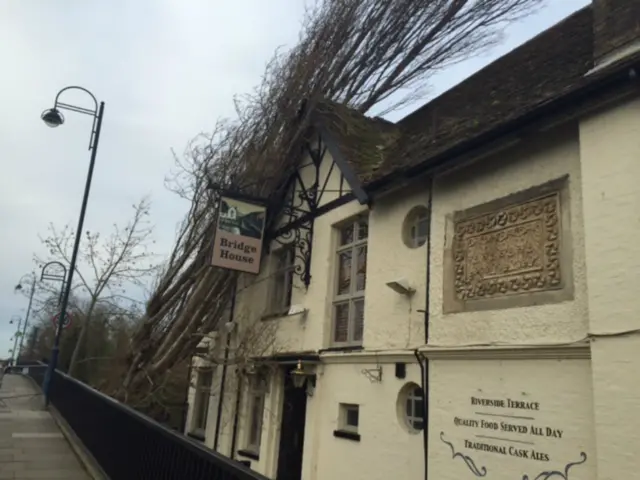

{"left": 593, "top": 0, "right": 640, "bottom": 67}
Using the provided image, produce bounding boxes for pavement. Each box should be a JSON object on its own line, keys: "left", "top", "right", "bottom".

{"left": 0, "top": 373, "right": 91, "bottom": 479}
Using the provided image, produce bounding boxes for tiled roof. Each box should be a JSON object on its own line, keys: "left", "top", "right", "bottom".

{"left": 383, "top": 7, "right": 595, "bottom": 179}
{"left": 312, "top": 100, "right": 400, "bottom": 181}
{"left": 314, "top": 5, "right": 637, "bottom": 188}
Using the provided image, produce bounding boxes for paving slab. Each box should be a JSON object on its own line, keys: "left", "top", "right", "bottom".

{"left": 0, "top": 375, "right": 90, "bottom": 480}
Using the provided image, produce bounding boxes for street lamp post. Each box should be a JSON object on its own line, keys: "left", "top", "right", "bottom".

{"left": 41, "top": 86, "right": 105, "bottom": 406}
{"left": 14, "top": 273, "right": 36, "bottom": 364}
{"left": 9, "top": 316, "right": 22, "bottom": 366}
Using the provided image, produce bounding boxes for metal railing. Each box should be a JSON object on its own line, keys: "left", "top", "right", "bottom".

{"left": 20, "top": 363, "right": 269, "bottom": 480}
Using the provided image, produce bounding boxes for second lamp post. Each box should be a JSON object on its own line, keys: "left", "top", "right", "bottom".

{"left": 14, "top": 273, "right": 36, "bottom": 363}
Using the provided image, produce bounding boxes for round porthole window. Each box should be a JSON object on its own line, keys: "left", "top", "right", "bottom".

{"left": 397, "top": 382, "right": 425, "bottom": 433}
{"left": 401, "top": 206, "right": 429, "bottom": 249}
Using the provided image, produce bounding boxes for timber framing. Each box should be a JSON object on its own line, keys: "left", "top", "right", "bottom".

{"left": 264, "top": 120, "right": 371, "bottom": 288}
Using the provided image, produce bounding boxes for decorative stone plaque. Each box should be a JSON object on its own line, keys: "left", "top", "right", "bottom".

{"left": 443, "top": 177, "right": 573, "bottom": 313}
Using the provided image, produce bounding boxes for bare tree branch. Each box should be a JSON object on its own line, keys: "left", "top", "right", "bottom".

{"left": 34, "top": 197, "right": 158, "bottom": 377}
{"left": 116, "top": 0, "right": 543, "bottom": 401}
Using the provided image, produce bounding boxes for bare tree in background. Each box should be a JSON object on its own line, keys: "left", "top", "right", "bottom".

{"left": 35, "top": 197, "right": 157, "bottom": 377}
{"left": 119, "top": 0, "right": 544, "bottom": 401}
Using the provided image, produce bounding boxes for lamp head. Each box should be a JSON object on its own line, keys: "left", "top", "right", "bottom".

{"left": 41, "top": 108, "right": 64, "bottom": 128}
{"left": 385, "top": 278, "right": 415, "bottom": 296}
{"left": 290, "top": 360, "right": 307, "bottom": 389}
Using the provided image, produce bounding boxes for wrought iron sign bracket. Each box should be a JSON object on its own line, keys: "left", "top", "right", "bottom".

{"left": 267, "top": 142, "right": 324, "bottom": 290}
{"left": 271, "top": 216, "right": 314, "bottom": 289}
{"left": 213, "top": 133, "right": 340, "bottom": 290}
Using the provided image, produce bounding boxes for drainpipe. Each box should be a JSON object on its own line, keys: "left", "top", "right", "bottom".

{"left": 213, "top": 280, "right": 237, "bottom": 452}
{"left": 417, "top": 175, "right": 434, "bottom": 480}
{"left": 424, "top": 176, "right": 433, "bottom": 345}
{"left": 414, "top": 350, "right": 429, "bottom": 480}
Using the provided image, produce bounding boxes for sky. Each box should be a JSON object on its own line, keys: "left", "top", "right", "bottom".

{"left": 0, "top": 0, "right": 589, "bottom": 359}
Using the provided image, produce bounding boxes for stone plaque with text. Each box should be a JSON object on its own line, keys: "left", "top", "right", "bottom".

{"left": 431, "top": 357, "right": 595, "bottom": 480}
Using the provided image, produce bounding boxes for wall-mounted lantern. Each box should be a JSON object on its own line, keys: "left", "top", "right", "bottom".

{"left": 291, "top": 360, "right": 307, "bottom": 388}
{"left": 290, "top": 360, "right": 317, "bottom": 397}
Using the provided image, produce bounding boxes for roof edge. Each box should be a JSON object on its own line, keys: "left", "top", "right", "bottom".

{"left": 367, "top": 56, "right": 640, "bottom": 193}
{"left": 397, "top": 5, "right": 593, "bottom": 128}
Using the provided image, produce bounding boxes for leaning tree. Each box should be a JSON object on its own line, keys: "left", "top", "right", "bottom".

{"left": 118, "top": 0, "right": 544, "bottom": 401}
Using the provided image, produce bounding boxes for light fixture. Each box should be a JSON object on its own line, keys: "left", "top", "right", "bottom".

{"left": 385, "top": 278, "right": 415, "bottom": 296}
{"left": 288, "top": 304, "right": 308, "bottom": 316}
{"left": 290, "top": 360, "right": 307, "bottom": 389}
{"left": 41, "top": 108, "right": 65, "bottom": 127}
{"left": 290, "top": 360, "right": 317, "bottom": 396}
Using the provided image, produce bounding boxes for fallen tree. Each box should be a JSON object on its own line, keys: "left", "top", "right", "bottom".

{"left": 118, "top": 0, "right": 544, "bottom": 402}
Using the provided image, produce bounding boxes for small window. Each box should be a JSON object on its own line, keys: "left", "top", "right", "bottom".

{"left": 338, "top": 403, "right": 359, "bottom": 434}
{"left": 332, "top": 217, "right": 368, "bottom": 346}
{"left": 245, "top": 374, "right": 267, "bottom": 453}
{"left": 192, "top": 368, "right": 213, "bottom": 436}
{"left": 402, "top": 206, "right": 429, "bottom": 249}
{"left": 270, "top": 245, "right": 295, "bottom": 313}
{"left": 397, "top": 383, "right": 425, "bottom": 433}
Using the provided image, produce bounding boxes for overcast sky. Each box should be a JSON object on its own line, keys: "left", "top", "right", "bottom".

{"left": 0, "top": 0, "right": 588, "bottom": 359}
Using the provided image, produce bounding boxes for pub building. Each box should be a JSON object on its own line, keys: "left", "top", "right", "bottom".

{"left": 186, "top": 1, "right": 640, "bottom": 479}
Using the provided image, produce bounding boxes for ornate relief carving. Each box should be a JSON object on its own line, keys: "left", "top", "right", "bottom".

{"left": 453, "top": 192, "right": 561, "bottom": 301}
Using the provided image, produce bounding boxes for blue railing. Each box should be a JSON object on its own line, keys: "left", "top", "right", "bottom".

{"left": 20, "top": 362, "right": 268, "bottom": 480}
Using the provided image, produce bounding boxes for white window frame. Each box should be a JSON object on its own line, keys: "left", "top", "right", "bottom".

{"left": 338, "top": 403, "right": 359, "bottom": 434}
{"left": 409, "top": 211, "right": 429, "bottom": 248}
{"left": 405, "top": 386, "right": 425, "bottom": 431}
{"left": 245, "top": 375, "right": 267, "bottom": 454}
{"left": 191, "top": 368, "right": 213, "bottom": 437}
{"left": 331, "top": 216, "right": 368, "bottom": 347}
{"left": 269, "top": 245, "right": 295, "bottom": 314}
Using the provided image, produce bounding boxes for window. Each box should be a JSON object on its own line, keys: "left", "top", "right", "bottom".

{"left": 397, "top": 383, "right": 425, "bottom": 433}
{"left": 245, "top": 374, "right": 267, "bottom": 453}
{"left": 192, "top": 368, "right": 213, "bottom": 436}
{"left": 410, "top": 213, "right": 429, "bottom": 248}
{"left": 270, "top": 245, "right": 295, "bottom": 313}
{"left": 338, "top": 403, "right": 359, "bottom": 434}
{"left": 333, "top": 217, "right": 368, "bottom": 346}
{"left": 402, "top": 206, "right": 429, "bottom": 248}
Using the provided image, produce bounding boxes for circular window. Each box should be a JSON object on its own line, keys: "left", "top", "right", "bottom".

{"left": 401, "top": 206, "right": 429, "bottom": 249}
{"left": 397, "top": 382, "right": 425, "bottom": 433}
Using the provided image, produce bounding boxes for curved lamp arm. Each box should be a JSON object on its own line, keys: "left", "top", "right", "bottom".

{"left": 53, "top": 86, "right": 98, "bottom": 115}
{"left": 40, "top": 261, "right": 68, "bottom": 282}
{"left": 42, "top": 85, "right": 102, "bottom": 150}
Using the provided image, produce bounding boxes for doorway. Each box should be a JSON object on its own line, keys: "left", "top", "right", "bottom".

{"left": 276, "top": 367, "right": 308, "bottom": 480}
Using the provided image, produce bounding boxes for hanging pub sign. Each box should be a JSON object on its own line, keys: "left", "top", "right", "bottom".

{"left": 211, "top": 195, "right": 267, "bottom": 275}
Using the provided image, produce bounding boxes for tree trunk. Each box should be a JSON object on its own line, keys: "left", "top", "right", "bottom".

{"left": 67, "top": 302, "right": 96, "bottom": 377}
